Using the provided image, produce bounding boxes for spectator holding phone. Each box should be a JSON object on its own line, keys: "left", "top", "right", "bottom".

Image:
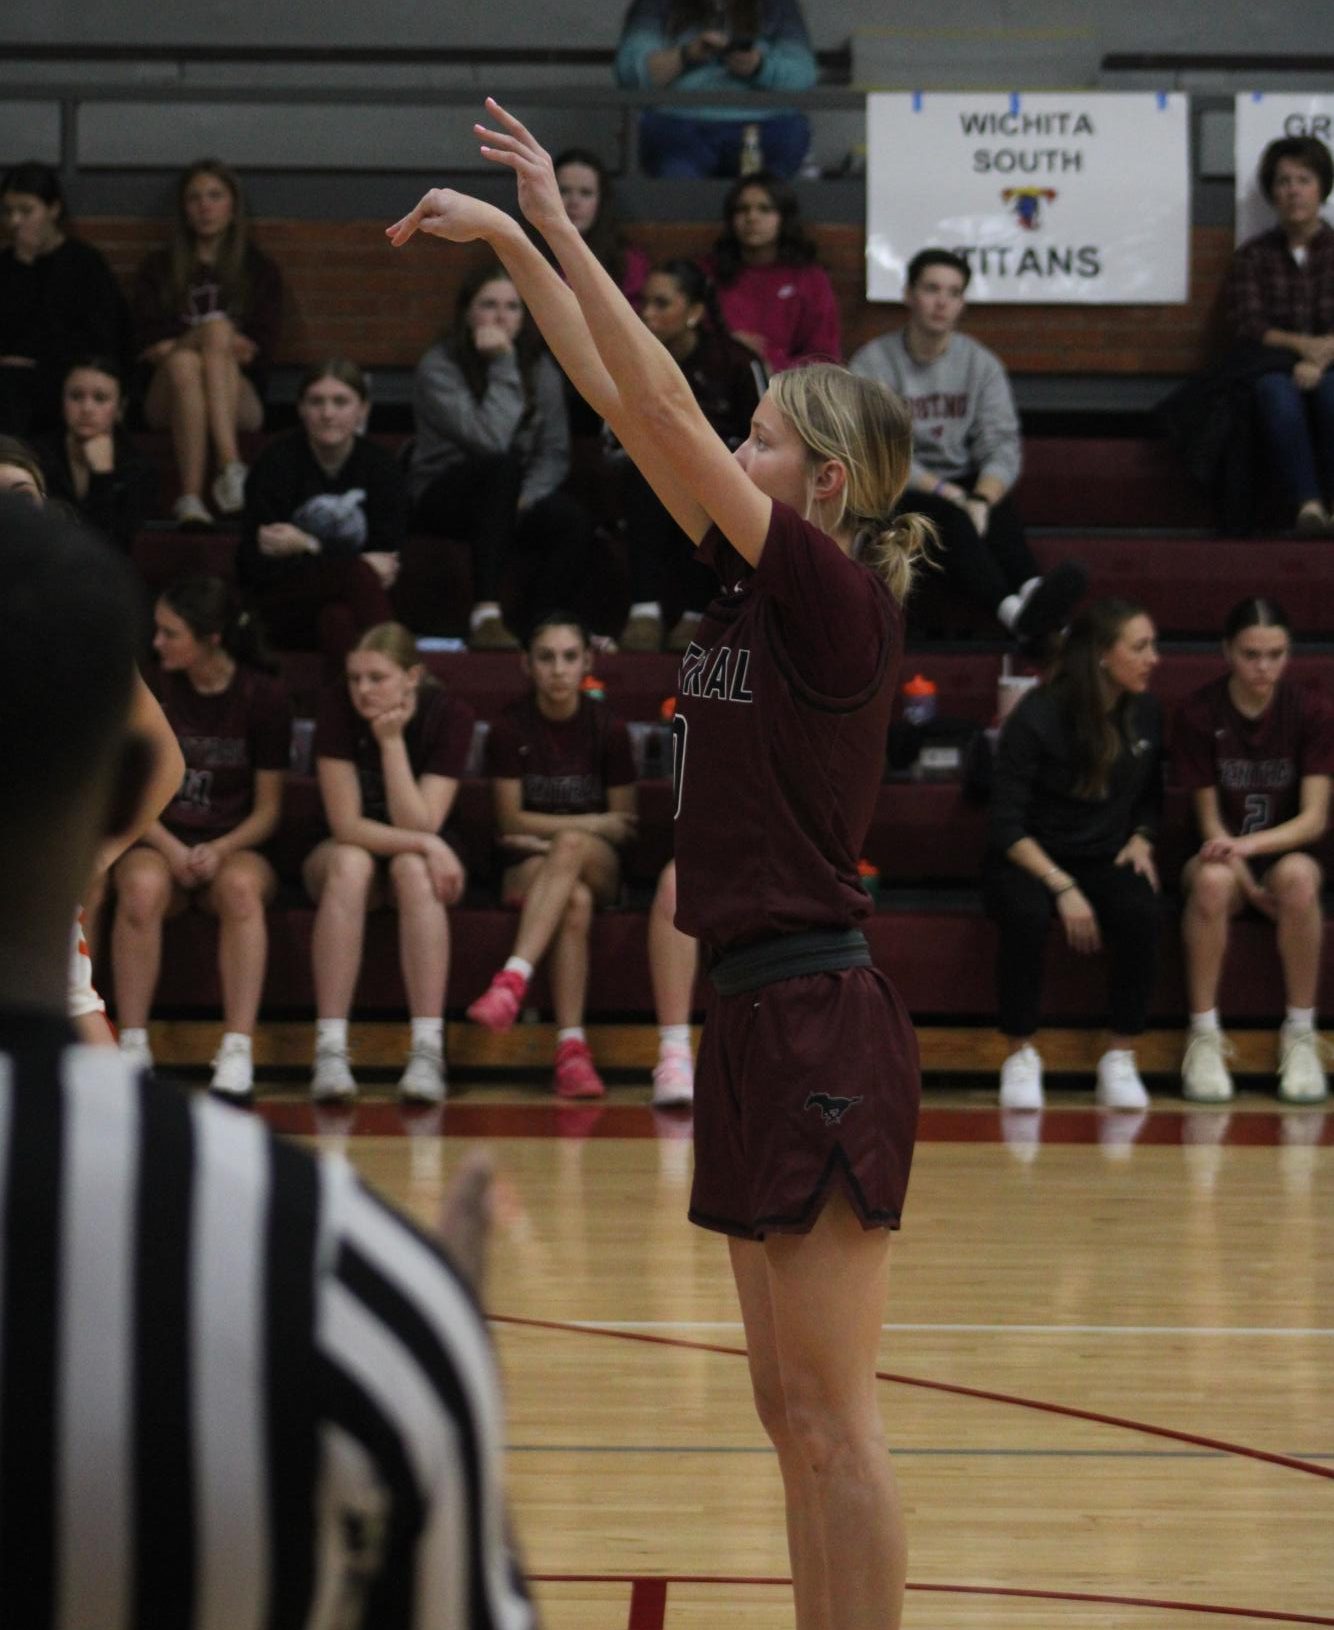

{"left": 616, "top": 0, "right": 817, "bottom": 179}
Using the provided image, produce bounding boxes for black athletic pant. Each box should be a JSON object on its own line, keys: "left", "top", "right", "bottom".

{"left": 623, "top": 464, "right": 717, "bottom": 616}
{"left": 897, "top": 489, "right": 1037, "bottom": 614}
{"left": 984, "top": 854, "right": 1160, "bottom": 1038}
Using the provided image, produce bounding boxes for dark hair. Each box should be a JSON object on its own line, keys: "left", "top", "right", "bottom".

{"left": 0, "top": 434, "right": 47, "bottom": 495}
{"left": 1049, "top": 598, "right": 1150, "bottom": 800}
{"left": 552, "top": 147, "right": 634, "bottom": 288}
{"left": 162, "top": 158, "right": 252, "bottom": 323}
{"left": 525, "top": 609, "right": 591, "bottom": 652}
{"left": 446, "top": 262, "right": 545, "bottom": 415}
{"left": 159, "top": 574, "right": 276, "bottom": 673}
{"left": 1, "top": 160, "right": 66, "bottom": 218}
{"left": 61, "top": 354, "right": 126, "bottom": 395}
{"left": 1223, "top": 597, "right": 1292, "bottom": 642}
{"left": 712, "top": 171, "right": 819, "bottom": 284}
{"left": 906, "top": 248, "right": 972, "bottom": 292}
{"left": 0, "top": 496, "right": 141, "bottom": 841}
{"left": 645, "top": 257, "right": 729, "bottom": 334}
{"left": 1258, "top": 136, "right": 1334, "bottom": 203}
{"left": 298, "top": 356, "right": 369, "bottom": 402}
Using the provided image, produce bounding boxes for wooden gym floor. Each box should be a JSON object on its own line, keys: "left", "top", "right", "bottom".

{"left": 247, "top": 1072, "right": 1333, "bottom": 1629}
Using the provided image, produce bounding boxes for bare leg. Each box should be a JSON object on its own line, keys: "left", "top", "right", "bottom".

{"left": 1270, "top": 854, "right": 1324, "bottom": 1009}
{"left": 509, "top": 830, "right": 618, "bottom": 968}
{"left": 649, "top": 860, "right": 697, "bottom": 1025}
{"left": 306, "top": 841, "right": 377, "bottom": 1019}
{"left": 146, "top": 349, "right": 208, "bottom": 500}
{"left": 729, "top": 1237, "right": 831, "bottom": 1630}
{"left": 548, "top": 881, "right": 594, "bottom": 1029}
{"left": 111, "top": 848, "right": 181, "bottom": 1029}
{"left": 203, "top": 851, "right": 277, "bottom": 1034}
{"left": 1181, "top": 858, "right": 1242, "bottom": 1014}
{"left": 198, "top": 317, "right": 246, "bottom": 468}
{"left": 765, "top": 1188, "right": 904, "bottom": 1630}
{"left": 389, "top": 851, "right": 451, "bottom": 1016}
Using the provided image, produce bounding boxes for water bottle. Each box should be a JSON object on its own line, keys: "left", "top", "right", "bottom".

{"left": 739, "top": 123, "right": 764, "bottom": 176}
{"left": 901, "top": 673, "right": 938, "bottom": 728}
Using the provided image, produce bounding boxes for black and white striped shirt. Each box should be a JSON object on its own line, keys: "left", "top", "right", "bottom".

{"left": 0, "top": 1011, "right": 534, "bottom": 1630}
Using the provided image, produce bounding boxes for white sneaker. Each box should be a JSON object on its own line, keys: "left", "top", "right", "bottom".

{"left": 172, "top": 493, "right": 213, "bottom": 529}
{"left": 1278, "top": 1026, "right": 1330, "bottom": 1104}
{"left": 209, "top": 1035, "right": 254, "bottom": 1101}
{"left": 118, "top": 1032, "right": 154, "bottom": 1075}
{"left": 211, "top": 460, "right": 248, "bottom": 515}
{"left": 311, "top": 1045, "right": 357, "bottom": 1103}
{"left": 1181, "top": 1029, "right": 1235, "bottom": 1103}
{"left": 398, "top": 1044, "right": 446, "bottom": 1105}
{"left": 1096, "top": 1050, "right": 1150, "bottom": 1110}
{"left": 651, "top": 1044, "right": 695, "bottom": 1109}
{"left": 999, "top": 1044, "right": 1043, "bottom": 1109}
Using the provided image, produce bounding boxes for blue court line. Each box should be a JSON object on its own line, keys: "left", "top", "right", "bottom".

{"left": 509, "top": 1444, "right": 1334, "bottom": 1460}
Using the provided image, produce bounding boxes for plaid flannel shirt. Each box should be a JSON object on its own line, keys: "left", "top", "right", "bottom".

{"left": 1225, "top": 221, "right": 1334, "bottom": 342}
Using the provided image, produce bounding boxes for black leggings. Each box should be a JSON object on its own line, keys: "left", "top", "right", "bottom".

{"left": 897, "top": 489, "right": 1037, "bottom": 613}
{"left": 623, "top": 464, "right": 717, "bottom": 616}
{"left": 984, "top": 854, "right": 1161, "bottom": 1038}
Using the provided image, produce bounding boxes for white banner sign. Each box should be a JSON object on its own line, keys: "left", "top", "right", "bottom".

{"left": 1234, "top": 94, "right": 1334, "bottom": 246}
{"left": 865, "top": 92, "right": 1190, "bottom": 304}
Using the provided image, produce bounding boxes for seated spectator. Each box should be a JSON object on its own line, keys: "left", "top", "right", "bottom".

{"left": 1224, "top": 136, "right": 1334, "bottom": 535}
{"left": 410, "top": 263, "right": 595, "bottom": 647}
{"left": 619, "top": 258, "right": 763, "bottom": 650}
{"left": 616, "top": 0, "right": 816, "bottom": 179}
{"left": 240, "top": 357, "right": 405, "bottom": 662}
{"left": 133, "top": 158, "right": 283, "bottom": 528}
{"left": 1176, "top": 597, "right": 1333, "bottom": 1105}
{"left": 110, "top": 575, "right": 290, "bottom": 1101}
{"left": 709, "top": 172, "right": 839, "bottom": 372}
{"left": 33, "top": 356, "right": 155, "bottom": 552}
{"left": 851, "top": 248, "right": 1086, "bottom": 647}
{"left": 0, "top": 161, "right": 128, "bottom": 435}
{"left": 0, "top": 433, "right": 46, "bottom": 504}
{"left": 985, "top": 599, "right": 1163, "bottom": 1111}
{"left": 467, "top": 613, "right": 637, "bottom": 1100}
{"left": 305, "top": 623, "right": 473, "bottom": 1105}
{"left": 648, "top": 859, "right": 697, "bottom": 1107}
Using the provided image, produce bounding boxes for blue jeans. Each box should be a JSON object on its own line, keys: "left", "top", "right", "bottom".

{"left": 637, "top": 111, "right": 811, "bottom": 178}
{"left": 1252, "top": 368, "right": 1334, "bottom": 507}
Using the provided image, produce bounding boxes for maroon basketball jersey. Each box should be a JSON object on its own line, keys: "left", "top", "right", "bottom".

{"left": 486, "top": 693, "right": 636, "bottom": 815}
{"left": 1173, "top": 675, "right": 1334, "bottom": 836}
{"left": 673, "top": 500, "right": 902, "bottom": 950}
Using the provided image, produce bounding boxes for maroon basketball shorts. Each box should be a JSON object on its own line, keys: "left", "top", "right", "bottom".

{"left": 688, "top": 965, "right": 921, "bottom": 1241}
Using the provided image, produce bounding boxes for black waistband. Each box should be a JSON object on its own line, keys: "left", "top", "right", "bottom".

{"left": 707, "top": 928, "right": 872, "bottom": 997}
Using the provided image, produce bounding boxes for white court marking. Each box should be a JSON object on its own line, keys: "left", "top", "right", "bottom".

{"left": 555, "top": 1320, "right": 1334, "bottom": 1338}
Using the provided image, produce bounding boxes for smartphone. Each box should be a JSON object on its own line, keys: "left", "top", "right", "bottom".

{"left": 726, "top": 35, "right": 755, "bottom": 50}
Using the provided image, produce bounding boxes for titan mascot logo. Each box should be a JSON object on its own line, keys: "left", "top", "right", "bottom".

{"left": 1002, "top": 187, "right": 1057, "bottom": 230}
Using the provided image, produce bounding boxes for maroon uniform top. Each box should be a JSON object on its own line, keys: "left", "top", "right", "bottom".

{"left": 672, "top": 500, "right": 902, "bottom": 951}
{"left": 485, "top": 694, "right": 636, "bottom": 814}
{"left": 315, "top": 682, "right": 474, "bottom": 827}
{"left": 1172, "top": 675, "right": 1334, "bottom": 837}
{"left": 150, "top": 665, "right": 291, "bottom": 841}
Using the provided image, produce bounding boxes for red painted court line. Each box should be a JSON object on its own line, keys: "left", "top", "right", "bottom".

{"left": 492, "top": 1314, "right": 1334, "bottom": 1482}
{"left": 258, "top": 1099, "right": 1331, "bottom": 1145}
{"left": 530, "top": 1574, "right": 1334, "bottom": 1627}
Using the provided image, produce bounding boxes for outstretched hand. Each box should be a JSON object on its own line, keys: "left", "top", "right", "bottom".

{"left": 386, "top": 188, "right": 509, "bottom": 248}
{"left": 473, "top": 97, "right": 568, "bottom": 236}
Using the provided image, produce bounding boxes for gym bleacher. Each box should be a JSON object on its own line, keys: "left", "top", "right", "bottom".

{"left": 8, "top": 32, "right": 1331, "bottom": 1084}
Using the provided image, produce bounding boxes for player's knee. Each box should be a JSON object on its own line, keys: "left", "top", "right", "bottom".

{"left": 213, "top": 861, "right": 264, "bottom": 918}
{"left": 198, "top": 313, "right": 236, "bottom": 349}
{"left": 1189, "top": 863, "right": 1236, "bottom": 915}
{"left": 117, "top": 864, "right": 169, "bottom": 924}
{"left": 562, "top": 881, "right": 594, "bottom": 933}
{"left": 782, "top": 1391, "right": 861, "bottom": 1479}
{"left": 389, "top": 851, "right": 430, "bottom": 897}
{"left": 327, "top": 843, "right": 375, "bottom": 895}
{"left": 164, "top": 346, "right": 203, "bottom": 384}
{"left": 549, "top": 828, "right": 591, "bottom": 868}
{"left": 747, "top": 1373, "right": 791, "bottom": 1449}
{"left": 1273, "top": 858, "right": 1320, "bottom": 911}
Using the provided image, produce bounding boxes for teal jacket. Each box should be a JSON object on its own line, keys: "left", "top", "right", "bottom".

{"left": 615, "top": 0, "right": 816, "bottom": 120}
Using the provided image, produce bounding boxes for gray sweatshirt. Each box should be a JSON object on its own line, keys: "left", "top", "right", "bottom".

{"left": 848, "top": 328, "right": 1022, "bottom": 492}
{"left": 410, "top": 345, "right": 569, "bottom": 508}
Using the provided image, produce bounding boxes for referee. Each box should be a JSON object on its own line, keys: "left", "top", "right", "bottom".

{"left": 0, "top": 495, "right": 534, "bottom": 1629}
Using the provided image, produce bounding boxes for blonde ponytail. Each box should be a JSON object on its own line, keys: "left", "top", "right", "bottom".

{"left": 858, "top": 510, "right": 938, "bottom": 606}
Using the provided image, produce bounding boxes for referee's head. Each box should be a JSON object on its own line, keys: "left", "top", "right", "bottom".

{"left": 0, "top": 496, "right": 151, "bottom": 990}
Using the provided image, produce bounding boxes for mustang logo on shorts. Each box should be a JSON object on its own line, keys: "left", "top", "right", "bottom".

{"left": 803, "top": 1091, "right": 864, "bottom": 1126}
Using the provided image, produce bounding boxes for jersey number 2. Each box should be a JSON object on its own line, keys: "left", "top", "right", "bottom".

{"left": 1241, "top": 793, "right": 1272, "bottom": 835}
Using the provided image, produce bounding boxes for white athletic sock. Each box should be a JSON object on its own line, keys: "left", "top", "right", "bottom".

{"left": 410, "top": 1017, "right": 443, "bottom": 1052}
{"left": 557, "top": 1026, "right": 586, "bottom": 1046}
{"left": 316, "top": 1017, "right": 348, "bottom": 1053}
{"left": 658, "top": 1023, "right": 691, "bottom": 1055}
{"left": 503, "top": 956, "right": 534, "bottom": 983}
{"left": 119, "top": 1027, "right": 148, "bottom": 1050}
{"left": 629, "top": 600, "right": 662, "bottom": 620}
{"left": 219, "top": 1031, "right": 252, "bottom": 1054}
{"left": 997, "top": 577, "right": 1042, "bottom": 632}
{"left": 1284, "top": 1007, "right": 1315, "bottom": 1032}
{"left": 1189, "top": 1009, "right": 1220, "bottom": 1034}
